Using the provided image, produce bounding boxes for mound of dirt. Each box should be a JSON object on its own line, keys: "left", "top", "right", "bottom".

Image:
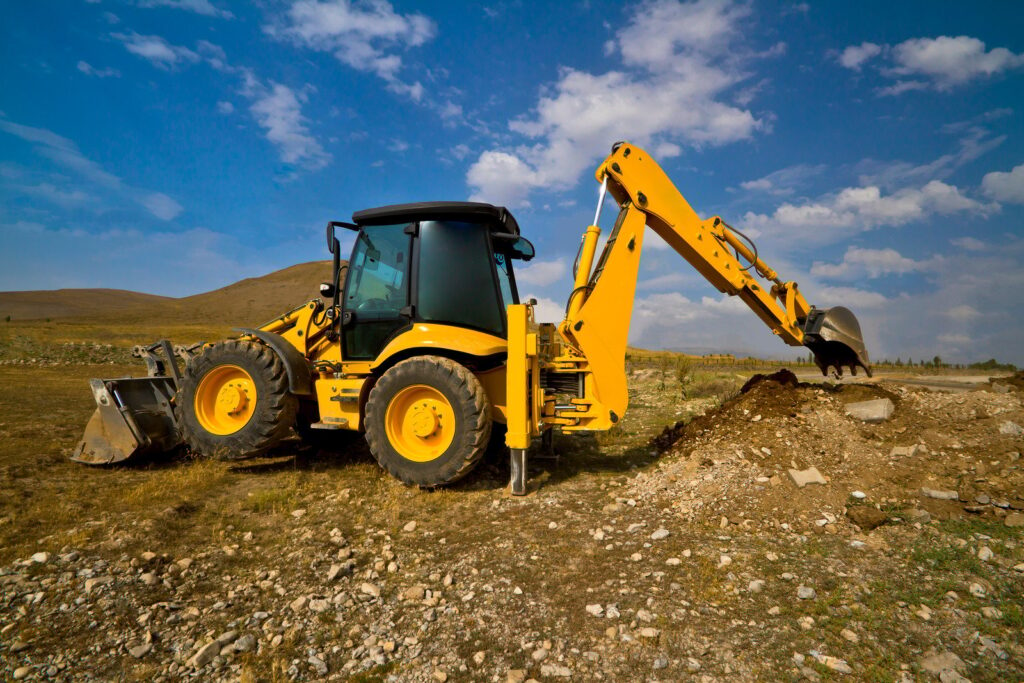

{"left": 638, "top": 370, "right": 1024, "bottom": 532}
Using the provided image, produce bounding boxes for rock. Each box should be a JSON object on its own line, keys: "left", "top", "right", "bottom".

{"left": 289, "top": 596, "right": 308, "bottom": 612}
{"left": 639, "top": 627, "right": 660, "bottom": 639}
{"left": 969, "top": 582, "right": 986, "bottom": 598}
{"left": 788, "top": 467, "right": 827, "bottom": 488}
{"left": 1004, "top": 512, "right": 1024, "bottom": 528}
{"left": 308, "top": 598, "right": 330, "bottom": 612}
{"left": 604, "top": 604, "right": 620, "bottom": 619}
{"left": 977, "top": 546, "right": 993, "bottom": 561}
{"left": 176, "top": 557, "right": 193, "bottom": 570}
{"left": 403, "top": 520, "right": 418, "bottom": 532}
{"left": 308, "top": 655, "right": 328, "bottom": 676}
{"left": 798, "top": 616, "right": 815, "bottom": 630}
{"left": 650, "top": 528, "right": 670, "bottom": 540}
{"left": 507, "top": 670, "right": 526, "bottom": 683}
{"left": 890, "top": 444, "right": 923, "bottom": 457}
{"left": 919, "top": 651, "right": 966, "bottom": 677}
{"left": 540, "top": 664, "right": 572, "bottom": 678}
{"left": 686, "top": 658, "right": 702, "bottom": 672}
{"left": 840, "top": 628, "right": 859, "bottom": 643}
{"left": 904, "top": 508, "right": 931, "bottom": 524}
{"left": 847, "top": 506, "right": 888, "bottom": 530}
{"left": 981, "top": 606, "right": 1002, "bottom": 619}
{"left": 665, "top": 557, "right": 681, "bottom": 566}
{"left": 999, "top": 421, "right": 1023, "bottom": 436}
{"left": 128, "top": 643, "right": 152, "bottom": 658}
{"left": 850, "top": 490, "right": 866, "bottom": 500}
{"left": 432, "top": 670, "right": 448, "bottom": 683}
{"left": 921, "top": 487, "right": 959, "bottom": 501}
{"left": 234, "top": 634, "right": 257, "bottom": 652}
{"left": 84, "top": 575, "right": 113, "bottom": 592}
{"left": 13, "top": 667, "right": 31, "bottom": 680}
{"left": 403, "top": 585, "right": 426, "bottom": 601}
{"left": 30, "top": 551, "right": 50, "bottom": 564}
{"left": 290, "top": 508, "right": 306, "bottom": 518}
{"left": 653, "top": 657, "right": 668, "bottom": 670}
{"left": 327, "top": 563, "right": 351, "bottom": 581}
{"left": 748, "top": 579, "right": 765, "bottom": 593}
{"left": 586, "top": 603, "right": 604, "bottom": 617}
{"left": 473, "top": 651, "right": 485, "bottom": 665}
{"left": 359, "top": 582, "right": 381, "bottom": 598}
{"left": 188, "top": 640, "right": 221, "bottom": 668}
{"left": 140, "top": 572, "right": 158, "bottom": 586}
{"left": 810, "top": 651, "right": 852, "bottom": 674}
{"left": 846, "top": 398, "right": 894, "bottom": 422}
{"left": 718, "top": 554, "right": 732, "bottom": 568}
{"left": 797, "top": 586, "right": 816, "bottom": 600}
{"left": 531, "top": 648, "right": 548, "bottom": 662}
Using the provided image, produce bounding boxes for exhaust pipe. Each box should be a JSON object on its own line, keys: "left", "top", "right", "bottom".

{"left": 802, "top": 306, "right": 872, "bottom": 378}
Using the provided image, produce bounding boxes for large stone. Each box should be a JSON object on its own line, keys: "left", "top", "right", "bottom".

{"left": 921, "top": 488, "right": 959, "bottom": 501}
{"left": 999, "top": 421, "right": 1023, "bottom": 436}
{"left": 919, "top": 651, "right": 965, "bottom": 677}
{"left": 788, "top": 467, "right": 827, "bottom": 488}
{"left": 845, "top": 398, "right": 894, "bottom": 423}
{"left": 846, "top": 506, "right": 888, "bottom": 530}
{"left": 1004, "top": 512, "right": 1024, "bottom": 528}
{"left": 188, "top": 640, "right": 221, "bottom": 668}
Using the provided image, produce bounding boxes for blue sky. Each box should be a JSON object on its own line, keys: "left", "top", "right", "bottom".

{"left": 2, "top": 0, "right": 1023, "bottom": 364}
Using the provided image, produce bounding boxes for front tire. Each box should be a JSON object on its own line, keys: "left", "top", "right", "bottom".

{"left": 365, "top": 356, "right": 491, "bottom": 487}
{"left": 177, "top": 339, "right": 298, "bottom": 460}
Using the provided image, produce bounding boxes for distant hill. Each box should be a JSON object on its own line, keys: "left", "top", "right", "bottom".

{"left": 0, "top": 261, "right": 346, "bottom": 326}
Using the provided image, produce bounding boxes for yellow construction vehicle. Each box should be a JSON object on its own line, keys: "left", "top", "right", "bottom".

{"left": 74, "top": 142, "right": 870, "bottom": 494}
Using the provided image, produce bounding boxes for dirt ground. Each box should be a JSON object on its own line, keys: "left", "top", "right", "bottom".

{"left": 0, "top": 360, "right": 1022, "bottom": 682}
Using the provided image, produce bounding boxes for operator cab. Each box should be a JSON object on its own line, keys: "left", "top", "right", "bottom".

{"left": 327, "top": 202, "right": 534, "bottom": 360}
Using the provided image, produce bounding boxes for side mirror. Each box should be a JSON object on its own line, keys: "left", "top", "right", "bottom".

{"left": 319, "top": 282, "right": 336, "bottom": 298}
{"left": 326, "top": 223, "right": 336, "bottom": 254}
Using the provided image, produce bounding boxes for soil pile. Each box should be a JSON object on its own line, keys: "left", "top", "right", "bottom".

{"left": 636, "top": 370, "right": 1024, "bottom": 531}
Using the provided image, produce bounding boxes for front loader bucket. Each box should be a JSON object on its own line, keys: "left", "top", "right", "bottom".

{"left": 72, "top": 377, "right": 181, "bottom": 465}
{"left": 802, "top": 306, "right": 872, "bottom": 378}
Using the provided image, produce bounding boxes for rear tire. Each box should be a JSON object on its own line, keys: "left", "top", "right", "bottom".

{"left": 365, "top": 356, "right": 491, "bottom": 487}
{"left": 177, "top": 339, "right": 298, "bottom": 460}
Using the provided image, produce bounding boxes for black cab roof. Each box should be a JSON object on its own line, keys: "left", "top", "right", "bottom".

{"left": 352, "top": 201, "right": 520, "bottom": 236}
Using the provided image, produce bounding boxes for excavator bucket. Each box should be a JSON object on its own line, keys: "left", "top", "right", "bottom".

{"left": 72, "top": 341, "right": 185, "bottom": 465}
{"left": 72, "top": 377, "right": 181, "bottom": 464}
{"left": 802, "top": 306, "right": 872, "bottom": 378}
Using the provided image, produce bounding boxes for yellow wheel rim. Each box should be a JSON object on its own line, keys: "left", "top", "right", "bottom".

{"left": 384, "top": 384, "right": 456, "bottom": 462}
{"left": 194, "top": 364, "right": 258, "bottom": 435}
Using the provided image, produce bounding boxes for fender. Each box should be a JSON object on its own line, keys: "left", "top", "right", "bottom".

{"left": 234, "top": 327, "right": 314, "bottom": 396}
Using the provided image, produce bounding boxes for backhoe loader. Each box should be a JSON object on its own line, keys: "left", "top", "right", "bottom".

{"left": 74, "top": 142, "right": 871, "bottom": 494}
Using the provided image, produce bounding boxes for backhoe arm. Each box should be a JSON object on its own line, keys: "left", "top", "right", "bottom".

{"left": 562, "top": 142, "right": 871, "bottom": 387}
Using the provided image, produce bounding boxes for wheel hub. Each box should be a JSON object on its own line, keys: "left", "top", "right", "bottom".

{"left": 193, "top": 364, "right": 259, "bottom": 436}
{"left": 384, "top": 384, "right": 456, "bottom": 462}
{"left": 216, "top": 383, "right": 250, "bottom": 415}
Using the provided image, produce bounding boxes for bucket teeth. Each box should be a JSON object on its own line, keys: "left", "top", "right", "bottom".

{"left": 802, "top": 306, "right": 871, "bottom": 378}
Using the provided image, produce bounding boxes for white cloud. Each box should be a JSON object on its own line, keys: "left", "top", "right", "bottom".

{"left": 268, "top": 0, "right": 435, "bottom": 101}
{"left": 138, "top": 192, "right": 184, "bottom": 221}
{"left": 838, "top": 42, "right": 881, "bottom": 70}
{"left": 810, "top": 246, "right": 940, "bottom": 279}
{"left": 845, "top": 35, "right": 1024, "bottom": 95}
{"left": 737, "top": 163, "right": 825, "bottom": 196}
{"left": 981, "top": 164, "right": 1024, "bottom": 204}
{"left": 0, "top": 118, "right": 183, "bottom": 220}
{"left": 112, "top": 31, "right": 200, "bottom": 69}
{"left": 468, "top": 0, "right": 766, "bottom": 207}
{"left": 889, "top": 36, "right": 1024, "bottom": 89}
{"left": 137, "top": 0, "right": 233, "bottom": 19}
{"left": 216, "top": 100, "right": 234, "bottom": 115}
{"left": 945, "top": 304, "right": 982, "bottom": 322}
{"left": 743, "top": 180, "right": 991, "bottom": 244}
{"left": 515, "top": 258, "right": 567, "bottom": 287}
{"left": 245, "top": 82, "right": 331, "bottom": 171}
{"left": 524, "top": 295, "right": 564, "bottom": 324}
{"left": 77, "top": 60, "right": 120, "bottom": 78}
{"left": 854, "top": 127, "right": 1005, "bottom": 190}
{"left": 637, "top": 272, "right": 689, "bottom": 290}
{"left": 950, "top": 236, "right": 986, "bottom": 251}
{"left": 815, "top": 286, "right": 889, "bottom": 309}
{"left": 19, "top": 182, "right": 93, "bottom": 207}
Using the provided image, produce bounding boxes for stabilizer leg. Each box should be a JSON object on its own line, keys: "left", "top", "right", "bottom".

{"left": 509, "top": 448, "right": 528, "bottom": 496}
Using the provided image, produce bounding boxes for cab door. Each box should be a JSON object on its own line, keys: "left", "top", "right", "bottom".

{"left": 342, "top": 225, "right": 412, "bottom": 360}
